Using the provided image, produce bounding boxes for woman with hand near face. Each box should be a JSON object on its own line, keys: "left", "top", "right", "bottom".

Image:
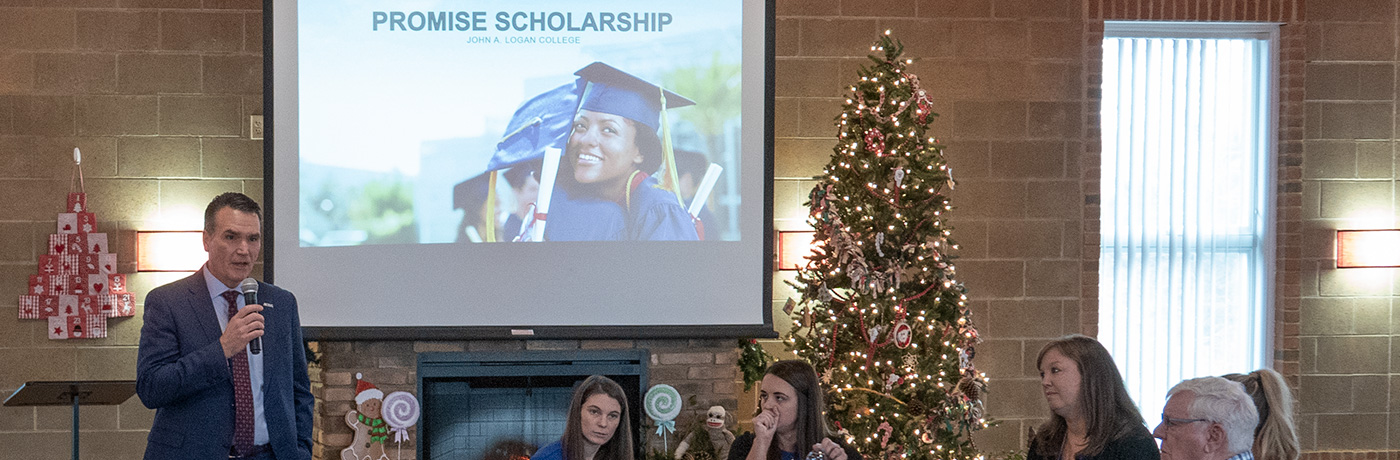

{"left": 729, "top": 360, "right": 862, "bottom": 460}
{"left": 1028, "top": 335, "right": 1159, "bottom": 460}
{"left": 532, "top": 375, "right": 634, "bottom": 460}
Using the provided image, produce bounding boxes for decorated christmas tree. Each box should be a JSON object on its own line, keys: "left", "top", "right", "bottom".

{"left": 784, "top": 32, "right": 988, "bottom": 460}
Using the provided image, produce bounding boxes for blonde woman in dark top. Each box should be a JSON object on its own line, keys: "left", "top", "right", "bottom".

{"left": 1028, "top": 335, "right": 1160, "bottom": 460}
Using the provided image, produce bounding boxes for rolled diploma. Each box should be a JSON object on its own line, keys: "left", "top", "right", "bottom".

{"left": 687, "top": 163, "right": 723, "bottom": 216}
{"left": 532, "top": 147, "right": 563, "bottom": 241}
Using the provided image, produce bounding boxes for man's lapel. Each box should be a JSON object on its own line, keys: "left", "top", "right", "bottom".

{"left": 184, "top": 272, "right": 223, "bottom": 345}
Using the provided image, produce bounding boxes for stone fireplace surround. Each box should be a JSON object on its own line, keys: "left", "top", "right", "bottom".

{"left": 309, "top": 338, "right": 744, "bottom": 460}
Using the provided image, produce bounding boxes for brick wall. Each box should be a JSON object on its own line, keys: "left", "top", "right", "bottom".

{"left": 309, "top": 340, "right": 739, "bottom": 460}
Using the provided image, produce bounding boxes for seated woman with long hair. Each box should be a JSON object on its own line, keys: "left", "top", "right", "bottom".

{"left": 729, "top": 360, "right": 863, "bottom": 460}
{"left": 531, "top": 375, "right": 634, "bottom": 460}
{"left": 1028, "top": 335, "right": 1159, "bottom": 460}
{"left": 1222, "top": 369, "right": 1299, "bottom": 460}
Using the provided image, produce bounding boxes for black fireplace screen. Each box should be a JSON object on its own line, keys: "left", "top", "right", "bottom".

{"left": 418, "top": 350, "right": 648, "bottom": 460}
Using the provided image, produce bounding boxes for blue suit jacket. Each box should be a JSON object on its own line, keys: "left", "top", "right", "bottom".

{"left": 136, "top": 272, "right": 314, "bottom": 460}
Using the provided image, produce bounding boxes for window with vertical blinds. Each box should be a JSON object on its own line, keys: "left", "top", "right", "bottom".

{"left": 1099, "top": 22, "right": 1277, "bottom": 421}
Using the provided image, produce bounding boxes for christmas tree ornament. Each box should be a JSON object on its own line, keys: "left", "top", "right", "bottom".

{"left": 867, "top": 325, "right": 883, "bottom": 344}
{"left": 883, "top": 373, "right": 902, "bottom": 392}
{"left": 893, "top": 321, "right": 913, "bottom": 349}
{"left": 864, "top": 129, "right": 886, "bottom": 156}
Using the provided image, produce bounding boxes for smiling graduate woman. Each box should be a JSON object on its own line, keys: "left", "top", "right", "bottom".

{"left": 1028, "top": 335, "right": 1159, "bottom": 460}
{"left": 532, "top": 375, "right": 635, "bottom": 460}
{"left": 552, "top": 62, "right": 700, "bottom": 241}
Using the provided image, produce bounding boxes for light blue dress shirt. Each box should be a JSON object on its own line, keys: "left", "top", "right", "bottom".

{"left": 202, "top": 267, "right": 269, "bottom": 446}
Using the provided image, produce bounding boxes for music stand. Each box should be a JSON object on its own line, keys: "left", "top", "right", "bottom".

{"left": 5, "top": 380, "right": 137, "bottom": 460}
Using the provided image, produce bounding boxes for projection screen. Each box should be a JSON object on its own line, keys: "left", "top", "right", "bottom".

{"left": 266, "top": 0, "right": 775, "bottom": 339}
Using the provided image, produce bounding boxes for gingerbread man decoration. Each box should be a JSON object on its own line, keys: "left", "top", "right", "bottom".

{"left": 342, "top": 374, "right": 390, "bottom": 460}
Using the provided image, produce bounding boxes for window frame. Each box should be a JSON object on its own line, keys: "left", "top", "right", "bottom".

{"left": 1098, "top": 20, "right": 1281, "bottom": 410}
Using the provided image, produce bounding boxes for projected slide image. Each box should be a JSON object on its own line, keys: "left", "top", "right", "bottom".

{"left": 298, "top": 0, "right": 745, "bottom": 247}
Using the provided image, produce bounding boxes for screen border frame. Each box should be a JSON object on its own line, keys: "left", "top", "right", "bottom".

{"left": 262, "top": 0, "right": 778, "bottom": 340}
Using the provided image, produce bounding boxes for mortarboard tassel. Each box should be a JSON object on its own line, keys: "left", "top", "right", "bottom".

{"left": 655, "top": 87, "right": 685, "bottom": 207}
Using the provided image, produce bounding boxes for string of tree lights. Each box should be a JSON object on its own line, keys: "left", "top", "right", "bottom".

{"left": 784, "top": 31, "right": 989, "bottom": 460}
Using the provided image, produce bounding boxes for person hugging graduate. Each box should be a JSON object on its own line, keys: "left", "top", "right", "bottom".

{"left": 466, "top": 73, "right": 627, "bottom": 242}
{"left": 554, "top": 62, "right": 700, "bottom": 241}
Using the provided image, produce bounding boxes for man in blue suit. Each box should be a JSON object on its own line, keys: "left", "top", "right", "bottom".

{"left": 137, "top": 192, "right": 313, "bottom": 460}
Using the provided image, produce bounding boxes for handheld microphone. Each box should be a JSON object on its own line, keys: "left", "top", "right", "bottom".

{"left": 239, "top": 278, "right": 261, "bottom": 355}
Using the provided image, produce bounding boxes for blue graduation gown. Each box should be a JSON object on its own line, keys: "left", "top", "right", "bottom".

{"left": 625, "top": 175, "right": 699, "bottom": 241}
{"left": 544, "top": 186, "right": 627, "bottom": 241}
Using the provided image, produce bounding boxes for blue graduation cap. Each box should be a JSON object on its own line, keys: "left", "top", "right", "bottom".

{"left": 575, "top": 62, "right": 695, "bottom": 132}
{"left": 486, "top": 80, "right": 583, "bottom": 172}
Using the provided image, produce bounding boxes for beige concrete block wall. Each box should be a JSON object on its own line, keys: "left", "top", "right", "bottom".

{"left": 0, "top": 1, "right": 264, "bottom": 459}
{"left": 1298, "top": 0, "right": 1400, "bottom": 455}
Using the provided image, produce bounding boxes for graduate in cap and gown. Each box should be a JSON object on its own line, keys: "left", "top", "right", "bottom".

{"left": 463, "top": 78, "right": 627, "bottom": 242}
{"left": 554, "top": 62, "right": 700, "bottom": 241}
{"left": 452, "top": 172, "right": 494, "bottom": 243}
{"left": 467, "top": 62, "right": 700, "bottom": 241}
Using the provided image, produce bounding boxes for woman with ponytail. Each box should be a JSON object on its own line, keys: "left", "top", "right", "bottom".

{"left": 1221, "top": 369, "right": 1299, "bottom": 460}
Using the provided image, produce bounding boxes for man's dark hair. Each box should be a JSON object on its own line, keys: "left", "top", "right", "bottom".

{"left": 503, "top": 160, "right": 542, "bottom": 189}
{"left": 204, "top": 192, "right": 263, "bottom": 233}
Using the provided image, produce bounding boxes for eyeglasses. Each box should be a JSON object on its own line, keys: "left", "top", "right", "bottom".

{"left": 1160, "top": 413, "right": 1211, "bottom": 427}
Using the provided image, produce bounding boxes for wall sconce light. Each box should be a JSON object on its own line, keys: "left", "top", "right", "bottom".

{"left": 1336, "top": 229, "right": 1400, "bottom": 268}
{"left": 136, "top": 231, "right": 205, "bottom": 272}
{"left": 776, "top": 230, "right": 818, "bottom": 271}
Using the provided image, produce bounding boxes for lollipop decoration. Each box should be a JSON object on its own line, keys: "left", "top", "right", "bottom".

{"left": 645, "top": 384, "right": 683, "bottom": 450}
{"left": 382, "top": 391, "right": 421, "bottom": 460}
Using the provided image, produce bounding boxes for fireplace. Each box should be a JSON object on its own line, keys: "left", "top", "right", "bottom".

{"left": 417, "top": 349, "right": 649, "bottom": 460}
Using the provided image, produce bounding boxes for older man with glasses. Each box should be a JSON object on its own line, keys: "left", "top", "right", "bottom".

{"left": 1153, "top": 376, "right": 1260, "bottom": 460}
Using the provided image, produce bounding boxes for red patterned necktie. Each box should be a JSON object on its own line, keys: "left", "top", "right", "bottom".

{"left": 221, "top": 290, "right": 256, "bottom": 456}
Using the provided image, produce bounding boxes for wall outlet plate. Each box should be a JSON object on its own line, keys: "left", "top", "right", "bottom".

{"left": 251, "top": 115, "right": 264, "bottom": 140}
